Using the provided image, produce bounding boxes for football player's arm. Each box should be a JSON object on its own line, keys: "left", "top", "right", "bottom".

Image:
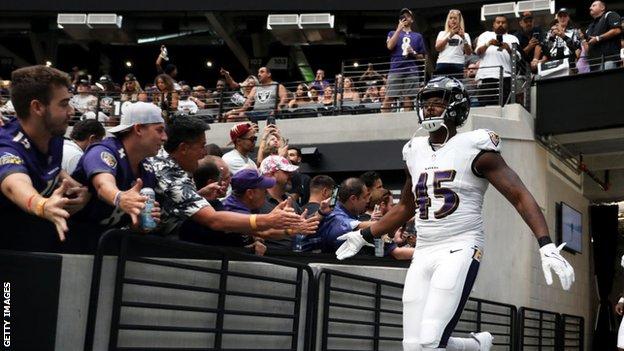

{"left": 1, "top": 173, "right": 70, "bottom": 240}
{"left": 366, "top": 168, "right": 417, "bottom": 238}
{"left": 475, "top": 152, "right": 549, "bottom": 239}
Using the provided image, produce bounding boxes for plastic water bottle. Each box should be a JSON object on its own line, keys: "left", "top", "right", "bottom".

{"left": 374, "top": 238, "right": 384, "bottom": 257}
{"left": 140, "top": 187, "right": 157, "bottom": 230}
{"left": 292, "top": 234, "right": 305, "bottom": 252}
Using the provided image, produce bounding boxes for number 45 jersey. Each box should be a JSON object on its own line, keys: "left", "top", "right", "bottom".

{"left": 402, "top": 129, "right": 501, "bottom": 249}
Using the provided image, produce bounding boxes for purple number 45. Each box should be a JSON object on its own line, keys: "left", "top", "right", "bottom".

{"left": 415, "top": 170, "right": 459, "bottom": 220}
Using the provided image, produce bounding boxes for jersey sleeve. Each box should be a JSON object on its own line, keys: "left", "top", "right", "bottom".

{"left": 0, "top": 148, "right": 28, "bottom": 183}
{"left": 81, "top": 145, "right": 118, "bottom": 180}
{"left": 473, "top": 129, "right": 502, "bottom": 152}
{"left": 402, "top": 139, "right": 412, "bottom": 162}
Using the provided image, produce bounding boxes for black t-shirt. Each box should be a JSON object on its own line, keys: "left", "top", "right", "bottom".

{"left": 257, "top": 193, "right": 302, "bottom": 250}
{"left": 586, "top": 11, "right": 622, "bottom": 58}
{"left": 514, "top": 27, "right": 544, "bottom": 63}
{"left": 290, "top": 172, "right": 311, "bottom": 206}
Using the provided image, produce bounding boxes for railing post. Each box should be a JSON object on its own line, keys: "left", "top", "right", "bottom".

{"left": 338, "top": 61, "right": 345, "bottom": 115}
{"left": 217, "top": 89, "right": 225, "bottom": 122}
{"left": 373, "top": 283, "right": 382, "bottom": 351}
{"left": 108, "top": 233, "right": 129, "bottom": 350}
{"left": 510, "top": 43, "right": 517, "bottom": 102}
{"left": 321, "top": 273, "right": 332, "bottom": 351}
{"left": 498, "top": 66, "right": 504, "bottom": 107}
{"left": 476, "top": 300, "right": 482, "bottom": 332}
{"left": 214, "top": 256, "right": 228, "bottom": 349}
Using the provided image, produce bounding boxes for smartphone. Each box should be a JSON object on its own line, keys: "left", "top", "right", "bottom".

{"left": 532, "top": 32, "right": 540, "bottom": 39}
{"left": 496, "top": 34, "right": 503, "bottom": 44}
{"left": 329, "top": 187, "right": 339, "bottom": 207}
{"left": 267, "top": 116, "right": 276, "bottom": 126}
{"left": 373, "top": 204, "right": 380, "bottom": 213}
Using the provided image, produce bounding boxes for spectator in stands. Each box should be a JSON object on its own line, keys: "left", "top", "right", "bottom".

{"left": 359, "top": 188, "right": 393, "bottom": 221}
{"left": 288, "top": 84, "right": 315, "bottom": 109}
{"left": 204, "top": 143, "right": 223, "bottom": 157}
{"left": 382, "top": 8, "right": 427, "bottom": 113}
{"left": 0, "top": 65, "right": 89, "bottom": 250}
{"left": 120, "top": 74, "right": 143, "bottom": 102}
{"left": 224, "top": 67, "right": 288, "bottom": 122}
{"left": 71, "top": 102, "right": 165, "bottom": 239}
{"left": 150, "top": 117, "right": 303, "bottom": 239}
{"left": 287, "top": 147, "right": 311, "bottom": 206}
{"left": 464, "top": 61, "right": 481, "bottom": 106}
{"left": 302, "top": 175, "right": 335, "bottom": 215}
{"left": 475, "top": 15, "right": 519, "bottom": 106}
{"left": 257, "top": 124, "right": 287, "bottom": 166}
{"left": 584, "top": 0, "right": 622, "bottom": 71}
{"left": 196, "top": 155, "right": 230, "bottom": 198}
{"left": 221, "top": 69, "right": 259, "bottom": 110}
{"left": 317, "top": 178, "right": 413, "bottom": 259}
{"left": 212, "top": 79, "right": 227, "bottom": 101}
{"left": 320, "top": 85, "right": 335, "bottom": 106}
{"left": 177, "top": 85, "right": 199, "bottom": 115}
{"left": 70, "top": 78, "right": 97, "bottom": 115}
{"left": 222, "top": 122, "right": 258, "bottom": 175}
{"left": 540, "top": 10, "right": 581, "bottom": 67}
{"left": 362, "top": 86, "right": 381, "bottom": 103}
{"left": 360, "top": 171, "right": 383, "bottom": 191}
{"left": 435, "top": 9, "right": 473, "bottom": 75}
{"left": 62, "top": 119, "right": 105, "bottom": 174}
{"left": 309, "top": 86, "right": 319, "bottom": 103}
{"left": 153, "top": 74, "right": 179, "bottom": 116}
{"left": 155, "top": 45, "right": 179, "bottom": 83}
{"left": 310, "top": 69, "right": 330, "bottom": 95}
{"left": 379, "top": 85, "right": 387, "bottom": 102}
{"left": 358, "top": 63, "right": 384, "bottom": 88}
{"left": 189, "top": 85, "right": 211, "bottom": 108}
{"left": 338, "top": 77, "right": 360, "bottom": 103}
{"left": 513, "top": 11, "right": 544, "bottom": 71}
{"left": 257, "top": 155, "right": 306, "bottom": 250}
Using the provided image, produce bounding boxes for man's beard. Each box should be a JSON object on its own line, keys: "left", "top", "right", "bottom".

{"left": 43, "top": 109, "right": 68, "bottom": 137}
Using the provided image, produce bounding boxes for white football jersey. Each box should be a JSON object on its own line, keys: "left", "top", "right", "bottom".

{"left": 402, "top": 129, "right": 501, "bottom": 248}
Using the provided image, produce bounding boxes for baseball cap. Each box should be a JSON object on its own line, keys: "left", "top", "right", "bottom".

{"left": 229, "top": 122, "right": 253, "bottom": 143}
{"left": 399, "top": 8, "right": 413, "bottom": 18}
{"left": 108, "top": 101, "right": 165, "bottom": 134}
{"left": 231, "top": 168, "right": 276, "bottom": 192}
{"left": 520, "top": 11, "right": 533, "bottom": 20}
{"left": 556, "top": 8, "right": 569, "bottom": 15}
{"left": 259, "top": 155, "right": 299, "bottom": 175}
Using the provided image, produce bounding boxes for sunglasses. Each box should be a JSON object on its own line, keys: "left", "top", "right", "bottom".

{"left": 239, "top": 136, "right": 257, "bottom": 142}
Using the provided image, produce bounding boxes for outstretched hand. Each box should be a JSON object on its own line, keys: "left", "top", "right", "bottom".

{"left": 539, "top": 243, "right": 575, "bottom": 290}
{"left": 335, "top": 230, "right": 374, "bottom": 260}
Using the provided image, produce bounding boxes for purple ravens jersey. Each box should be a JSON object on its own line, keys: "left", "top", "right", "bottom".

{"left": 0, "top": 119, "right": 63, "bottom": 209}
{"left": 387, "top": 30, "right": 426, "bottom": 73}
{"left": 72, "top": 137, "right": 157, "bottom": 228}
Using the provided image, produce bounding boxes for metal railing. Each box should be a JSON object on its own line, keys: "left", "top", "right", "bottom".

{"left": 561, "top": 314, "right": 584, "bottom": 351}
{"left": 316, "top": 268, "right": 517, "bottom": 351}
{"left": 84, "top": 230, "right": 316, "bottom": 351}
{"left": 518, "top": 307, "right": 560, "bottom": 350}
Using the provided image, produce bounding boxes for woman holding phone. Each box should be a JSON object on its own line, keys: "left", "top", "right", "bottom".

{"left": 434, "top": 9, "right": 472, "bottom": 75}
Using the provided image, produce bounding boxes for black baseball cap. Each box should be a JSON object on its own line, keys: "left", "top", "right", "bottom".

{"left": 400, "top": 8, "right": 414, "bottom": 18}
{"left": 556, "top": 8, "right": 569, "bottom": 15}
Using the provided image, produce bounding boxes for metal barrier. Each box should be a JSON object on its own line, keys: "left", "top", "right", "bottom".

{"left": 316, "top": 268, "right": 517, "bottom": 351}
{"left": 84, "top": 230, "right": 316, "bottom": 351}
{"left": 518, "top": 307, "right": 560, "bottom": 350}
{"left": 561, "top": 314, "right": 584, "bottom": 351}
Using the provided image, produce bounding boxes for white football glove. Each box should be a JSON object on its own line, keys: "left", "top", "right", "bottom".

{"left": 335, "top": 230, "right": 375, "bottom": 260}
{"left": 621, "top": 254, "right": 624, "bottom": 269}
{"left": 539, "top": 243, "right": 575, "bottom": 290}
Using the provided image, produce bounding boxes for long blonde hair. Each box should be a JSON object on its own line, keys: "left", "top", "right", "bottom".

{"left": 444, "top": 9, "right": 465, "bottom": 34}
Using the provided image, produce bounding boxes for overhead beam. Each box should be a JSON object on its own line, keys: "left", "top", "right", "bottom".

{"left": 205, "top": 12, "right": 250, "bottom": 74}
{"left": 556, "top": 127, "right": 624, "bottom": 144}
{"left": 583, "top": 152, "right": 624, "bottom": 171}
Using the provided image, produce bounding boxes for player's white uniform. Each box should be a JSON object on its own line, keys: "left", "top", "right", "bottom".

{"left": 401, "top": 129, "right": 501, "bottom": 350}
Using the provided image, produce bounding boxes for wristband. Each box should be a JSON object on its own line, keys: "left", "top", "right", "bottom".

{"left": 249, "top": 214, "right": 258, "bottom": 231}
{"left": 113, "top": 191, "right": 122, "bottom": 207}
{"left": 284, "top": 229, "right": 293, "bottom": 236}
{"left": 317, "top": 209, "right": 326, "bottom": 217}
{"left": 35, "top": 198, "right": 48, "bottom": 217}
{"left": 537, "top": 235, "right": 553, "bottom": 247}
{"left": 596, "top": 35, "right": 601, "bottom": 42}
{"left": 361, "top": 226, "right": 375, "bottom": 243}
{"left": 619, "top": 297, "right": 624, "bottom": 304}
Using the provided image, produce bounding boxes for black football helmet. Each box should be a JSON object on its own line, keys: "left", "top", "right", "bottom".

{"left": 415, "top": 76, "right": 470, "bottom": 132}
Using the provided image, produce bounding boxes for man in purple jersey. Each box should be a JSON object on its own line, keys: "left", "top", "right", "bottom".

{"left": 382, "top": 8, "right": 427, "bottom": 113}
{"left": 71, "top": 102, "right": 165, "bottom": 237}
{"left": 0, "top": 65, "right": 90, "bottom": 251}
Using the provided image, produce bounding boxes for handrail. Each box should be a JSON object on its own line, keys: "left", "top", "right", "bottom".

{"left": 83, "top": 229, "right": 316, "bottom": 351}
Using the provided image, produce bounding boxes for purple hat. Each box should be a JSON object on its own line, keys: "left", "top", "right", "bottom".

{"left": 231, "top": 168, "right": 276, "bottom": 192}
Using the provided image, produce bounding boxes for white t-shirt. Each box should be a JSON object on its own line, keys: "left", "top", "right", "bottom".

{"left": 475, "top": 31, "right": 520, "bottom": 81}
{"left": 222, "top": 149, "right": 258, "bottom": 175}
{"left": 177, "top": 99, "right": 199, "bottom": 114}
{"left": 62, "top": 139, "right": 84, "bottom": 174}
{"left": 436, "top": 31, "right": 472, "bottom": 65}
{"left": 70, "top": 94, "right": 98, "bottom": 114}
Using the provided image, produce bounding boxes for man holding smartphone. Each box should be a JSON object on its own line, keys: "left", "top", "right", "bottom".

{"left": 382, "top": 8, "right": 427, "bottom": 113}
{"left": 475, "top": 15, "right": 519, "bottom": 106}
{"left": 513, "top": 11, "right": 544, "bottom": 70}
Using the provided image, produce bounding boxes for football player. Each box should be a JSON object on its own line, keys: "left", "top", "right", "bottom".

{"left": 335, "top": 76, "right": 575, "bottom": 351}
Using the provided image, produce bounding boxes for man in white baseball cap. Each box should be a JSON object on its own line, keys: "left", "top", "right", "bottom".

{"left": 70, "top": 102, "right": 167, "bottom": 241}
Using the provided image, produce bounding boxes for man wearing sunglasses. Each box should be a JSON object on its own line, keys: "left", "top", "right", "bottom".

{"left": 222, "top": 122, "right": 259, "bottom": 175}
